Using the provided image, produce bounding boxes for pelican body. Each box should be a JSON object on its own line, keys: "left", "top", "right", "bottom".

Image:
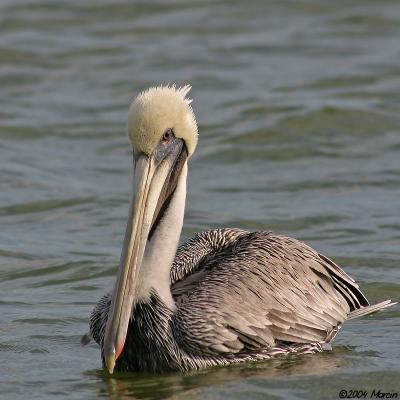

{"left": 84, "top": 85, "right": 395, "bottom": 373}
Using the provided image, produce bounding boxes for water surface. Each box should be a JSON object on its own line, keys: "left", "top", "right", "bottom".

{"left": 1, "top": 1, "right": 399, "bottom": 399}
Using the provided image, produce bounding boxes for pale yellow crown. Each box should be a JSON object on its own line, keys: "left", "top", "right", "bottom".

{"left": 128, "top": 85, "right": 198, "bottom": 156}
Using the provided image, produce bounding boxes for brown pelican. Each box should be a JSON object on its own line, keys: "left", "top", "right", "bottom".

{"left": 83, "top": 85, "right": 395, "bottom": 374}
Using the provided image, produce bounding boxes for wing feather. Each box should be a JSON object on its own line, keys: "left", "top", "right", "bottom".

{"left": 171, "top": 229, "right": 367, "bottom": 356}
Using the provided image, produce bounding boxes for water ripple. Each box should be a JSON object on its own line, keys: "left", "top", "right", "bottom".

{"left": 1, "top": 1, "right": 399, "bottom": 399}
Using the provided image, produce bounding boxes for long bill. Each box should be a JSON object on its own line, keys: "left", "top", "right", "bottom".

{"left": 102, "top": 140, "right": 186, "bottom": 374}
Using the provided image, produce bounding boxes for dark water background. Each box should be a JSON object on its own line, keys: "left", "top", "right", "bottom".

{"left": 0, "top": 1, "right": 399, "bottom": 399}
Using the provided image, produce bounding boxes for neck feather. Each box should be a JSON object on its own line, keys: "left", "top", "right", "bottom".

{"left": 135, "top": 162, "right": 188, "bottom": 309}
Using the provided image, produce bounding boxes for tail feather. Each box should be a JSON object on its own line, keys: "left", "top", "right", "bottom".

{"left": 347, "top": 300, "right": 397, "bottom": 321}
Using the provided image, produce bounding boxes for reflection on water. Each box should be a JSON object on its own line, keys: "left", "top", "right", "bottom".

{"left": 0, "top": 0, "right": 399, "bottom": 399}
{"left": 95, "top": 350, "right": 347, "bottom": 400}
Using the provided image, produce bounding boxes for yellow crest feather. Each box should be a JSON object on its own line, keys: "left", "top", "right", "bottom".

{"left": 128, "top": 85, "right": 198, "bottom": 156}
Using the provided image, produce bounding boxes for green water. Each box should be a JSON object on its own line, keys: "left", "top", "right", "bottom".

{"left": 0, "top": 1, "right": 399, "bottom": 399}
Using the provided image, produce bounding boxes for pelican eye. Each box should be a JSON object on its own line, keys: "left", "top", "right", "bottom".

{"left": 161, "top": 128, "right": 174, "bottom": 143}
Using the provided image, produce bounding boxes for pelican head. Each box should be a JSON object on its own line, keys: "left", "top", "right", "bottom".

{"left": 128, "top": 85, "right": 198, "bottom": 156}
{"left": 103, "top": 85, "right": 198, "bottom": 373}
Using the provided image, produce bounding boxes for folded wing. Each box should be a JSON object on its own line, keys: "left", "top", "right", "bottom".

{"left": 171, "top": 229, "right": 369, "bottom": 356}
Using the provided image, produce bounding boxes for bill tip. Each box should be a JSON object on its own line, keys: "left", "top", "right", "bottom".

{"left": 105, "top": 353, "right": 116, "bottom": 374}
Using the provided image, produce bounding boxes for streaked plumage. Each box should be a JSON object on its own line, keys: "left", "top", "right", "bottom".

{"left": 83, "top": 85, "right": 395, "bottom": 373}
{"left": 87, "top": 228, "right": 393, "bottom": 372}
